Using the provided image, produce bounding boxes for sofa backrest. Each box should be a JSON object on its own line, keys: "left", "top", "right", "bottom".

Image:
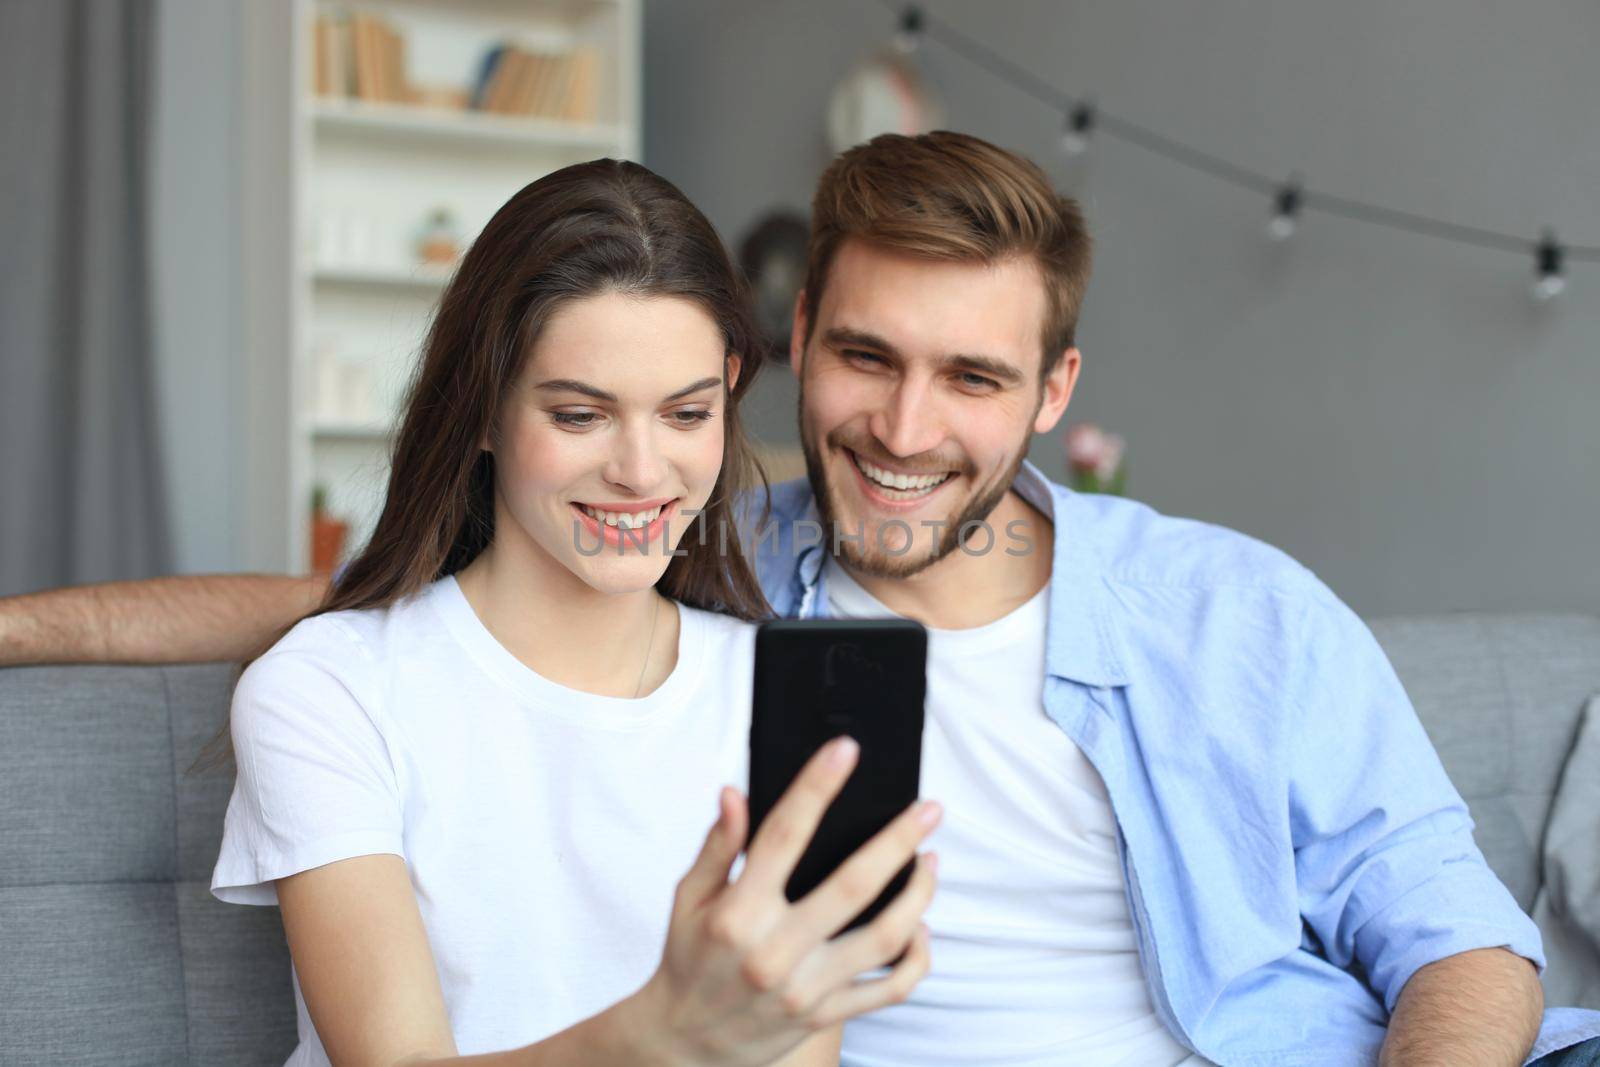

{"left": 2, "top": 612, "right": 1598, "bottom": 1061}
{"left": 1370, "top": 613, "right": 1600, "bottom": 912}
{"left": 0, "top": 663, "right": 296, "bottom": 1064}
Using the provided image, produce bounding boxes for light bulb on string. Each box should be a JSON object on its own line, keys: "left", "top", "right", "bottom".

{"left": 894, "top": 5, "right": 924, "bottom": 54}
{"left": 1267, "top": 179, "right": 1303, "bottom": 241}
{"left": 1530, "top": 229, "right": 1566, "bottom": 302}
{"left": 1060, "top": 101, "right": 1095, "bottom": 156}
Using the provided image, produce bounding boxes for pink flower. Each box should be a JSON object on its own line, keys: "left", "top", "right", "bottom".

{"left": 1066, "top": 423, "right": 1126, "bottom": 484}
{"left": 1066, "top": 423, "right": 1107, "bottom": 471}
{"left": 1096, "top": 433, "right": 1125, "bottom": 481}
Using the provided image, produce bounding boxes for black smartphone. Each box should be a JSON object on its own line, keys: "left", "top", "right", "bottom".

{"left": 747, "top": 618, "right": 928, "bottom": 936}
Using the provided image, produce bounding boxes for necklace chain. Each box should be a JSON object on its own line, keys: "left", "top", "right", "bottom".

{"left": 632, "top": 596, "right": 661, "bottom": 699}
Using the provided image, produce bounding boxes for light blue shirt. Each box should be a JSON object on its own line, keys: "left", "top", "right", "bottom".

{"left": 744, "top": 461, "right": 1600, "bottom": 1066}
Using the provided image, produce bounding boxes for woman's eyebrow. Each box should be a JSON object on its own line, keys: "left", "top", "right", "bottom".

{"left": 532, "top": 376, "right": 722, "bottom": 402}
{"left": 664, "top": 376, "right": 723, "bottom": 401}
{"left": 534, "top": 378, "right": 616, "bottom": 401}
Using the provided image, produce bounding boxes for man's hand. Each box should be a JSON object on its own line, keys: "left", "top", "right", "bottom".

{"left": 1380, "top": 947, "right": 1543, "bottom": 1067}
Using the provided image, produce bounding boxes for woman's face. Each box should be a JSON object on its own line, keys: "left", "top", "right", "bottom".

{"left": 489, "top": 291, "right": 738, "bottom": 596}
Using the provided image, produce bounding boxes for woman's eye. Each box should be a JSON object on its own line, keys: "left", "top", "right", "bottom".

{"left": 551, "top": 411, "right": 599, "bottom": 427}
{"left": 670, "top": 409, "right": 716, "bottom": 426}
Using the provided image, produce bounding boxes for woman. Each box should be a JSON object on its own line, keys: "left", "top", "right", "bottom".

{"left": 207, "top": 160, "right": 940, "bottom": 1066}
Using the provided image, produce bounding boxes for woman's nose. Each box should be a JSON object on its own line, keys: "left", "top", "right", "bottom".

{"left": 601, "top": 420, "right": 666, "bottom": 492}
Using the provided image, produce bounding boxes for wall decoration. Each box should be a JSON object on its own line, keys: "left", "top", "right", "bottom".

{"left": 738, "top": 210, "right": 812, "bottom": 357}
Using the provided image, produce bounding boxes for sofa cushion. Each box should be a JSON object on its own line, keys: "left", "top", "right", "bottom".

{"left": 0, "top": 663, "right": 297, "bottom": 1064}
{"left": 0, "top": 666, "right": 176, "bottom": 885}
{"left": 1368, "top": 614, "right": 1600, "bottom": 912}
{"left": 1532, "top": 691, "right": 1600, "bottom": 1009}
{"left": 0, "top": 881, "right": 187, "bottom": 1064}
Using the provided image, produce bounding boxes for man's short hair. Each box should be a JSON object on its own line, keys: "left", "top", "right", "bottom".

{"left": 804, "top": 130, "right": 1093, "bottom": 376}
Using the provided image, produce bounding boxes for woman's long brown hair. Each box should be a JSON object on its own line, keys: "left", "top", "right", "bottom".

{"left": 191, "top": 159, "right": 771, "bottom": 774}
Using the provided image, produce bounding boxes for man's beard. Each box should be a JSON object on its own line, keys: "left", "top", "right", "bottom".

{"left": 797, "top": 400, "right": 1030, "bottom": 581}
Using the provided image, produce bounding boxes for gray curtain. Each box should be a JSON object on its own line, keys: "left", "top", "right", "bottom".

{"left": 0, "top": 0, "right": 170, "bottom": 596}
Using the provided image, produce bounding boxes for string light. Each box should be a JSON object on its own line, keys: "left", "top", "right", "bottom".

{"left": 1531, "top": 229, "right": 1566, "bottom": 302}
{"left": 881, "top": 0, "right": 1598, "bottom": 297}
{"left": 1267, "top": 179, "right": 1303, "bottom": 242}
{"left": 894, "top": 5, "right": 924, "bottom": 54}
{"left": 1060, "top": 101, "right": 1095, "bottom": 156}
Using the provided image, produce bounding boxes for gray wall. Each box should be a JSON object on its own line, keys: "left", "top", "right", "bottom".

{"left": 644, "top": 0, "right": 1600, "bottom": 618}
{"left": 150, "top": 0, "right": 247, "bottom": 573}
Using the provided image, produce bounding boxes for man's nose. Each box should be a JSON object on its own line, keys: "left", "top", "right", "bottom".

{"left": 868, "top": 376, "right": 944, "bottom": 458}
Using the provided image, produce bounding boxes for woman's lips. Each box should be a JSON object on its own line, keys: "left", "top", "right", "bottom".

{"left": 570, "top": 498, "right": 680, "bottom": 550}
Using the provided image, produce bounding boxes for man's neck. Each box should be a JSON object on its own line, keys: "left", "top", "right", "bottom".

{"left": 840, "top": 490, "right": 1054, "bottom": 630}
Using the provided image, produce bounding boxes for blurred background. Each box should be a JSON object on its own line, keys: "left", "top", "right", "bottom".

{"left": 2, "top": 0, "right": 1596, "bottom": 618}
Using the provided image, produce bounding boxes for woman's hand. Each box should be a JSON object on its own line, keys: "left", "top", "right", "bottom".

{"left": 630, "top": 735, "right": 940, "bottom": 1067}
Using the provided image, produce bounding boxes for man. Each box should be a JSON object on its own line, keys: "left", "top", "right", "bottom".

{"left": 4, "top": 132, "right": 1599, "bottom": 1066}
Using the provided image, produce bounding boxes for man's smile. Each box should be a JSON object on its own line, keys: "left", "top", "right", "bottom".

{"left": 843, "top": 448, "right": 959, "bottom": 509}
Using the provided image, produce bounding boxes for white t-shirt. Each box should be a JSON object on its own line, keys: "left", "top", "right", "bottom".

{"left": 824, "top": 560, "right": 1212, "bottom": 1067}
{"left": 211, "top": 575, "right": 755, "bottom": 1065}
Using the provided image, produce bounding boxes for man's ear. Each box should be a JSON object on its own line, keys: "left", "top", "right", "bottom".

{"left": 1033, "top": 346, "right": 1082, "bottom": 435}
{"left": 788, "top": 290, "right": 809, "bottom": 379}
{"left": 725, "top": 353, "right": 742, "bottom": 392}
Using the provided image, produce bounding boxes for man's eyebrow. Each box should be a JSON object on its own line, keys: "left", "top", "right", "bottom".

{"left": 823, "top": 326, "right": 901, "bottom": 357}
{"left": 533, "top": 376, "right": 723, "bottom": 403}
{"left": 940, "top": 353, "right": 1026, "bottom": 386}
{"left": 823, "top": 327, "right": 1026, "bottom": 385}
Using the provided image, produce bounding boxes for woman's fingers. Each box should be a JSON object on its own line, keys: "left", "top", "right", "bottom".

{"left": 673, "top": 786, "right": 748, "bottom": 917}
{"left": 787, "top": 796, "right": 941, "bottom": 941}
{"left": 807, "top": 921, "right": 932, "bottom": 1029}
{"left": 738, "top": 736, "right": 860, "bottom": 894}
{"left": 774, "top": 849, "right": 938, "bottom": 1002}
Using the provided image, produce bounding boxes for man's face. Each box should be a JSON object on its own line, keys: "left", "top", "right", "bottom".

{"left": 792, "top": 239, "right": 1078, "bottom": 578}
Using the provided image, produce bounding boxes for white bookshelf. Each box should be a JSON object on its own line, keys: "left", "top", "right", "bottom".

{"left": 312, "top": 96, "right": 624, "bottom": 149}
{"left": 279, "top": 0, "right": 642, "bottom": 572}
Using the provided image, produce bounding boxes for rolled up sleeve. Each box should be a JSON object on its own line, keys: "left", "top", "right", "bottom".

{"left": 1286, "top": 587, "right": 1544, "bottom": 1013}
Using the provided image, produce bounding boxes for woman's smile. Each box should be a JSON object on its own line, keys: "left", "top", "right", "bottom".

{"left": 570, "top": 497, "right": 681, "bottom": 548}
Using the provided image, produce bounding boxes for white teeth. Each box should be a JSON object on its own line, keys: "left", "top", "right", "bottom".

{"left": 579, "top": 504, "right": 664, "bottom": 528}
{"left": 851, "top": 454, "right": 952, "bottom": 494}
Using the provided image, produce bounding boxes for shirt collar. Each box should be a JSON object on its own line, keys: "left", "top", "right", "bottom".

{"left": 1013, "top": 460, "right": 1132, "bottom": 689}
{"left": 790, "top": 460, "right": 1131, "bottom": 687}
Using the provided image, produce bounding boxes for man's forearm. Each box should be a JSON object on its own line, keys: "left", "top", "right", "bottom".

{"left": 0, "top": 574, "right": 329, "bottom": 666}
{"left": 1381, "top": 947, "right": 1543, "bottom": 1067}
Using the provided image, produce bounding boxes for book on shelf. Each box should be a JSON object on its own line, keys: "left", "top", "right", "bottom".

{"left": 312, "top": 15, "right": 350, "bottom": 97}
{"left": 313, "top": 10, "right": 410, "bottom": 104}
{"left": 473, "top": 44, "right": 601, "bottom": 122}
{"left": 312, "top": 13, "right": 600, "bottom": 121}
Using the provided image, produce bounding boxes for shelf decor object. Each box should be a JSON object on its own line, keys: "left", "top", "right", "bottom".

{"left": 276, "top": 0, "right": 642, "bottom": 571}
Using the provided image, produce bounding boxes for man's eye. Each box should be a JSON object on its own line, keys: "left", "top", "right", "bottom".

{"left": 960, "top": 372, "right": 998, "bottom": 390}
{"left": 846, "top": 349, "right": 885, "bottom": 366}
{"left": 551, "top": 411, "right": 599, "bottom": 427}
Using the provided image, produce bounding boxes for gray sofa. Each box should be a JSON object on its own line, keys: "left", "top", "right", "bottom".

{"left": 2, "top": 613, "right": 1598, "bottom": 1064}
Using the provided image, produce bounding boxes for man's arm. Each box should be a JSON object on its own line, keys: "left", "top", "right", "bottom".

{"left": 0, "top": 574, "right": 328, "bottom": 666}
{"left": 1284, "top": 585, "right": 1552, "bottom": 1054}
{"left": 1380, "top": 947, "right": 1543, "bottom": 1067}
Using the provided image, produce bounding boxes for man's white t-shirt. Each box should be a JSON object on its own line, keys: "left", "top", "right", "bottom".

{"left": 211, "top": 575, "right": 755, "bottom": 1065}
{"left": 824, "top": 559, "right": 1213, "bottom": 1067}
